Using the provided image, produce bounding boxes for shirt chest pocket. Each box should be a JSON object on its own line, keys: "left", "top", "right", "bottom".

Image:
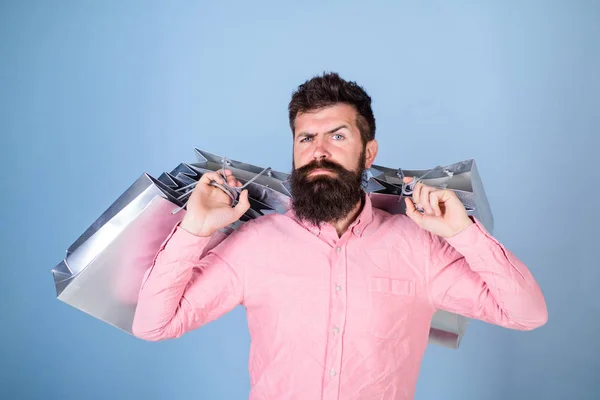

{"left": 367, "top": 277, "right": 416, "bottom": 339}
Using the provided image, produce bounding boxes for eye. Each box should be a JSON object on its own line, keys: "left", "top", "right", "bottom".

{"left": 299, "top": 135, "right": 314, "bottom": 143}
{"left": 332, "top": 134, "right": 344, "bottom": 140}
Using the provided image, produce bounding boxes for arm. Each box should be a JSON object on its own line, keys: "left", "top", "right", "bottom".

{"left": 426, "top": 218, "right": 548, "bottom": 330}
{"left": 131, "top": 168, "right": 253, "bottom": 341}
{"left": 131, "top": 221, "right": 255, "bottom": 341}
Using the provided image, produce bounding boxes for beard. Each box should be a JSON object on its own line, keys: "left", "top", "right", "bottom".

{"left": 289, "top": 150, "right": 366, "bottom": 227}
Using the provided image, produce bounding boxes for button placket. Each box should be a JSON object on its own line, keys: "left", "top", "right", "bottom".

{"left": 326, "top": 240, "right": 347, "bottom": 392}
{"left": 334, "top": 243, "right": 343, "bottom": 294}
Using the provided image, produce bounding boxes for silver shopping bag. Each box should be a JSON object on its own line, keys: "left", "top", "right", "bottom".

{"left": 368, "top": 159, "right": 494, "bottom": 233}
{"left": 51, "top": 152, "right": 291, "bottom": 332}
{"left": 51, "top": 174, "right": 191, "bottom": 333}
{"left": 367, "top": 159, "right": 494, "bottom": 349}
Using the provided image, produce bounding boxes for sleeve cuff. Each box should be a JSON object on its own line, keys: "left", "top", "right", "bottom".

{"left": 159, "top": 221, "right": 215, "bottom": 261}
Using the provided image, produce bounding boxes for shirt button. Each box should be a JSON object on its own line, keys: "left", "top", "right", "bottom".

{"left": 329, "top": 368, "right": 336, "bottom": 377}
{"left": 355, "top": 228, "right": 361, "bottom": 234}
{"left": 333, "top": 327, "right": 339, "bottom": 334}
{"left": 336, "top": 246, "right": 341, "bottom": 253}
{"left": 335, "top": 285, "right": 342, "bottom": 292}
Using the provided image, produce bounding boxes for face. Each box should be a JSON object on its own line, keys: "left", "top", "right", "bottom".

{"left": 289, "top": 103, "right": 378, "bottom": 226}
{"left": 292, "top": 103, "right": 377, "bottom": 173}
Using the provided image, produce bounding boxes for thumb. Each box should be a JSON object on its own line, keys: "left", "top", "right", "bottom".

{"left": 233, "top": 189, "right": 251, "bottom": 218}
{"left": 404, "top": 197, "right": 423, "bottom": 224}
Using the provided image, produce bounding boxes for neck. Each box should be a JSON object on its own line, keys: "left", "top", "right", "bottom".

{"left": 332, "top": 194, "right": 364, "bottom": 237}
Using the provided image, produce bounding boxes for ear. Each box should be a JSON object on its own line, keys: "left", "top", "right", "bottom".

{"left": 364, "top": 139, "right": 378, "bottom": 168}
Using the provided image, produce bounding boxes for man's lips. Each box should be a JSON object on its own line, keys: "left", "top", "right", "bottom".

{"left": 309, "top": 168, "right": 336, "bottom": 176}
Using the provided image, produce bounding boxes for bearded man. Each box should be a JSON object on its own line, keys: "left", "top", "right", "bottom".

{"left": 132, "top": 72, "right": 547, "bottom": 400}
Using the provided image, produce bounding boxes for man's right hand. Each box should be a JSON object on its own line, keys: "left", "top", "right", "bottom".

{"left": 179, "top": 169, "right": 251, "bottom": 237}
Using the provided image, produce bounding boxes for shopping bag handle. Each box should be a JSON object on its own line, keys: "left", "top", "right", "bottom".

{"left": 171, "top": 158, "right": 271, "bottom": 214}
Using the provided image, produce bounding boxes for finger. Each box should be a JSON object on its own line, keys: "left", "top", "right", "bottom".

{"left": 200, "top": 171, "right": 225, "bottom": 185}
{"left": 420, "top": 185, "right": 435, "bottom": 215}
{"left": 412, "top": 182, "right": 421, "bottom": 207}
{"left": 414, "top": 182, "right": 427, "bottom": 211}
{"left": 402, "top": 176, "right": 415, "bottom": 184}
{"left": 429, "top": 190, "right": 443, "bottom": 217}
{"left": 226, "top": 174, "right": 237, "bottom": 187}
{"left": 233, "top": 189, "right": 251, "bottom": 218}
{"left": 404, "top": 197, "right": 423, "bottom": 224}
{"left": 440, "top": 189, "right": 464, "bottom": 211}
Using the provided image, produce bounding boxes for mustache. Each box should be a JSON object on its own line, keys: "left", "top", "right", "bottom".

{"left": 295, "top": 159, "right": 348, "bottom": 175}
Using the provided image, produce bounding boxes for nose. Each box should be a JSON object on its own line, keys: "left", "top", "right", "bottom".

{"left": 312, "top": 139, "right": 331, "bottom": 161}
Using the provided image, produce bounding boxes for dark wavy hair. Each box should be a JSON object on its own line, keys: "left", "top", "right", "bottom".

{"left": 288, "top": 72, "right": 376, "bottom": 145}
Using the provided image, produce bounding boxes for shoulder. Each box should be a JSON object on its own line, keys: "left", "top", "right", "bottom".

{"left": 206, "top": 215, "right": 291, "bottom": 260}
{"left": 245, "top": 212, "right": 299, "bottom": 233}
{"left": 366, "top": 208, "right": 439, "bottom": 257}
{"left": 371, "top": 207, "right": 429, "bottom": 239}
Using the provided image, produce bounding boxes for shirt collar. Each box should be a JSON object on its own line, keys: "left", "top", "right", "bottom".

{"left": 285, "top": 191, "right": 374, "bottom": 238}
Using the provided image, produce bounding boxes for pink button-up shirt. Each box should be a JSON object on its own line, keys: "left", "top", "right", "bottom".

{"left": 132, "top": 194, "right": 547, "bottom": 400}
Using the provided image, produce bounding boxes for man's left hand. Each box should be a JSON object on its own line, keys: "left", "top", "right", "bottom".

{"left": 402, "top": 177, "right": 473, "bottom": 238}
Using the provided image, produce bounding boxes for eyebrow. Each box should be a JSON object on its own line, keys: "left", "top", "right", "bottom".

{"left": 297, "top": 124, "right": 350, "bottom": 138}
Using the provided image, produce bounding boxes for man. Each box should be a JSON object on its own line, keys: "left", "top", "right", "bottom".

{"left": 132, "top": 72, "right": 547, "bottom": 399}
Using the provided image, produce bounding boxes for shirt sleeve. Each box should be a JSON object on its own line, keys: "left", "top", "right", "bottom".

{"left": 426, "top": 218, "right": 548, "bottom": 330}
{"left": 131, "top": 220, "right": 257, "bottom": 341}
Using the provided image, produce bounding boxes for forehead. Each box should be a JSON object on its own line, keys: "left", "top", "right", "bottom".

{"left": 294, "top": 103, "right": 358, "bottom": 133}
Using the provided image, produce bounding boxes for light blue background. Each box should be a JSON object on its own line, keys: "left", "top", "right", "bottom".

{"left": 1, "top": 1, "right": 598, "bottom": 399}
